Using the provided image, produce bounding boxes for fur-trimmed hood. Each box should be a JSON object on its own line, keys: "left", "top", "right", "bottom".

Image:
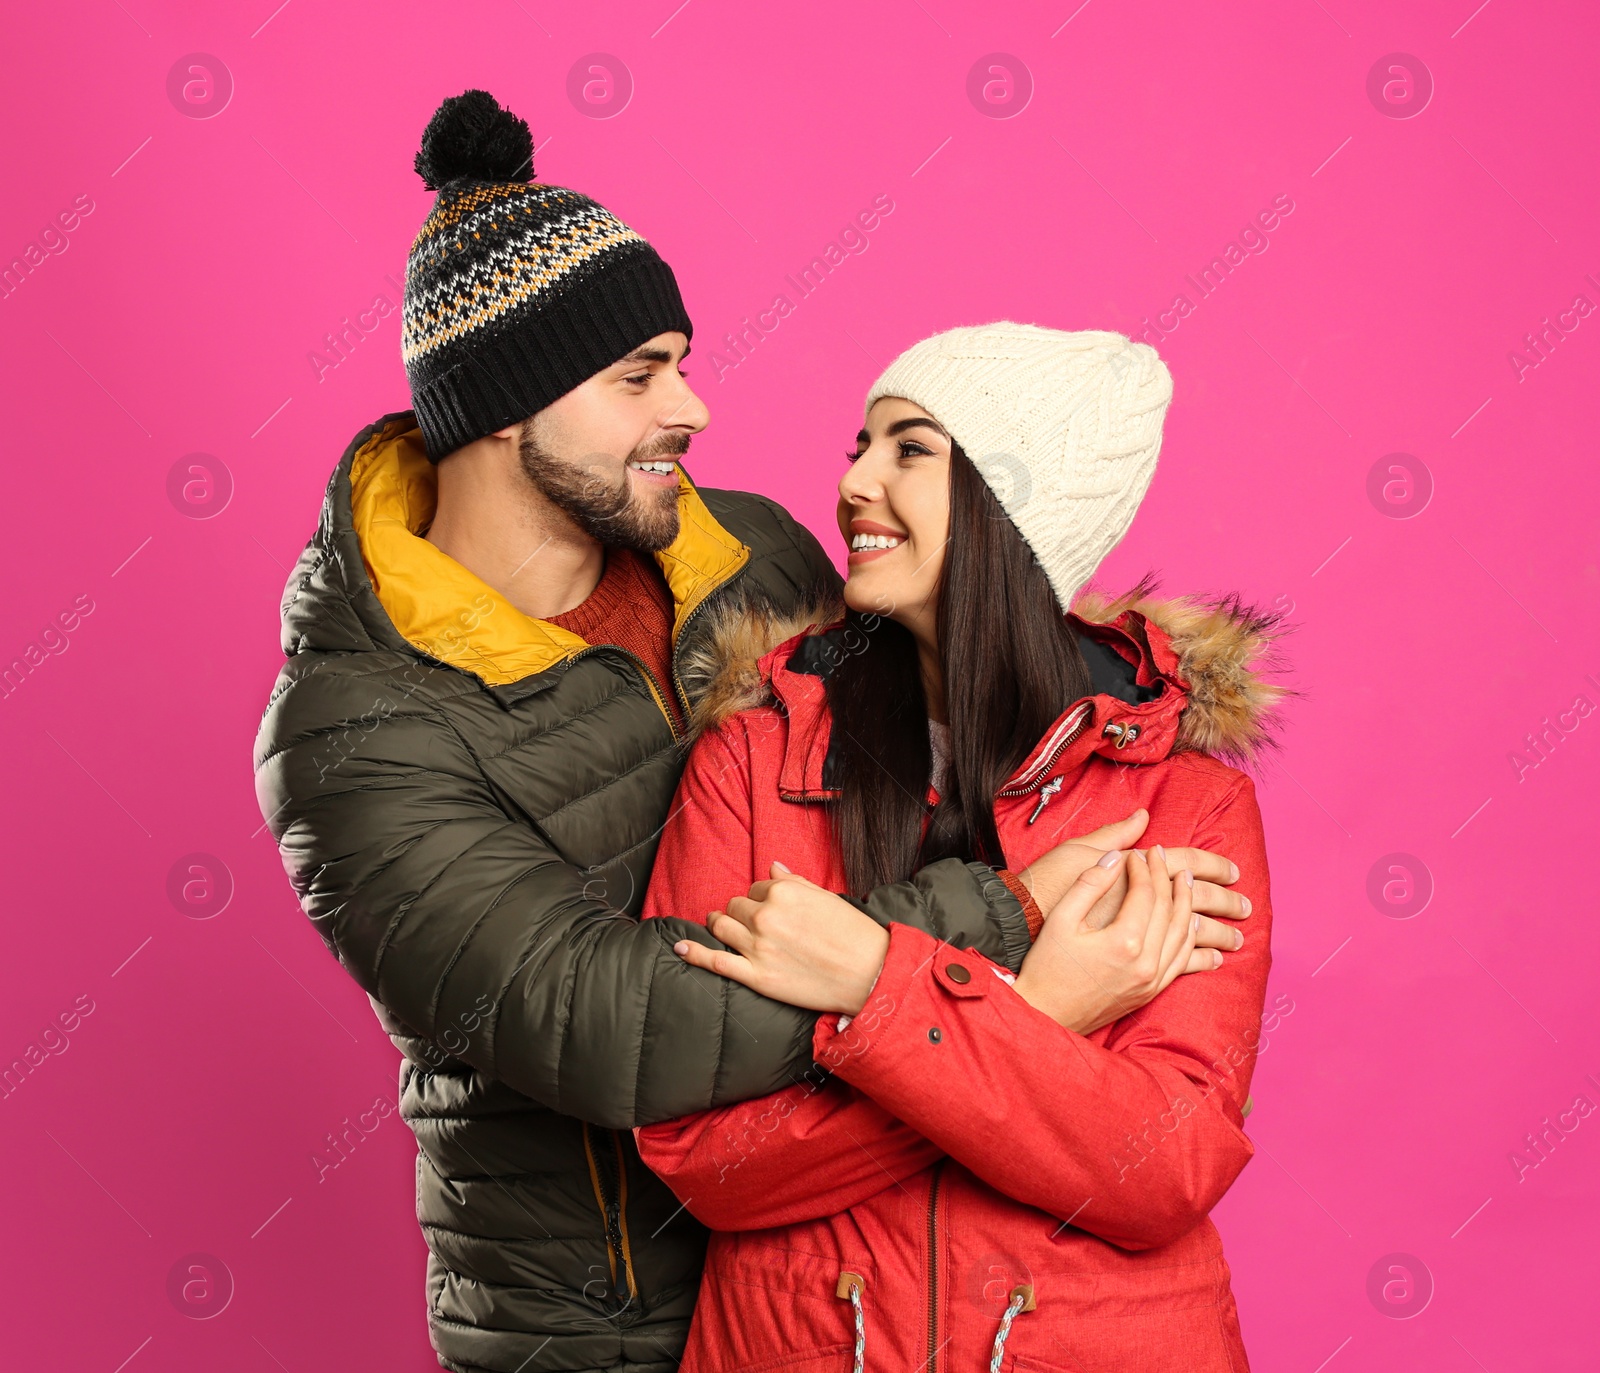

{"left": 680, "top": 571, "right": 1296, "bottom": 772}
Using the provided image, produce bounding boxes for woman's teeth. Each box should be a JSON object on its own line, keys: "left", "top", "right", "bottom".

{"left": 629, "top": 460, "right": 677, "bottom": 474}
{"left": 850, "top": 533, "right": 903, "bottom": 551}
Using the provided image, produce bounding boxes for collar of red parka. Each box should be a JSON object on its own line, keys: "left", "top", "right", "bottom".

{"left": 678, "top": 571, "right": 1297, "bottom": 803}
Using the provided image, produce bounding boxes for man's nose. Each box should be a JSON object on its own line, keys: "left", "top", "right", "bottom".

{"left": 662, "top": 375, "right": 709, "bottom": 433}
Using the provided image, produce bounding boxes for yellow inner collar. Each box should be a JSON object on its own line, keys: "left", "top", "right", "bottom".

{"left": 348, "top": 417, "right": 749, "bottom": 686}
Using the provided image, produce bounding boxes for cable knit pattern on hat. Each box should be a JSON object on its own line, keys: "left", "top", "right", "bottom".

{"left": 864, "top": 322, "right": 1174, "bottom": 612}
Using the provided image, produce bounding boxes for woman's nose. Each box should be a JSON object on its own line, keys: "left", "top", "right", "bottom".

{"left": 838, "top": 451, "right": 884, "bottom": 504}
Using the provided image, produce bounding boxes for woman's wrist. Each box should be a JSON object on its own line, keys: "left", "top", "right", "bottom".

{"left": 1010, "top": 965, "right": 1092, "bottom": 1034}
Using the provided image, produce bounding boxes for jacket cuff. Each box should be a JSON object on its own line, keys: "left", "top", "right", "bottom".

{"left": 813, "top": 924, "right": 1010, "bottom": 1072}
{"left": 995, "top": 868, "right": 1045, "bottom": 939}
{"left": 967, "top": 862, "right": 1032, "bottom": 973}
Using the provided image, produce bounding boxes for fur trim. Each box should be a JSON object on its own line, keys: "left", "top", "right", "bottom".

{"left": 680, "top": 582, "right": 843, "bottom": 737}
{"left": 686, "top": 570, "right": 1297, "bottom": 768}
{"left": 1072, "top": 570, "right": 1299, "bottom": 768}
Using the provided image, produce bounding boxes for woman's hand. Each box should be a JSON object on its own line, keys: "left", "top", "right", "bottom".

{"left": 1011, "top": 846, "right": 1209, "bottom": 1036}
{"left": 1017, "top": 808, "right": 1249, "bottom": 951}
{"left": 671, "top": 863, "right": 890, "bottom": 1015}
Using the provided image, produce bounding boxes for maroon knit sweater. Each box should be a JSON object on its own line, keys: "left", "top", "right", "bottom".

{"left": 547, "top": 549, "right": 685, "bottom": 732}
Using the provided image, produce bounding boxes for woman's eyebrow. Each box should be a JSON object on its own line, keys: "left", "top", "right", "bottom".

{"left": 885, "top": 417, "right": 948, "bottom": 438}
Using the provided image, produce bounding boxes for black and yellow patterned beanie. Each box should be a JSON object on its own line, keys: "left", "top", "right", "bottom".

{"left": 402, "top": 89, "right": 693, "bottom": 462}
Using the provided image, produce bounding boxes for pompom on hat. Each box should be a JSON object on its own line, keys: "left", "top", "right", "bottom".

{"left": 864, "top": 322, "right": 1174, "bottom": 613}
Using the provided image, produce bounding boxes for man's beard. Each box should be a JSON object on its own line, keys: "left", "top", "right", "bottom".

{"left": 517, "top": 423, "right": 689, "bottom": 553}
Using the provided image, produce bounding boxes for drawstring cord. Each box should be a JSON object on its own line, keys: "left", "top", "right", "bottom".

{"left": 837, "top": 1271, "right": 1034, "bottom": 1373}
{"left": 836, "top": 1271, "right": 866, "bottom": 1373}
{"left": 988, "top": 1285, "right": 1035, "bottom": 1373}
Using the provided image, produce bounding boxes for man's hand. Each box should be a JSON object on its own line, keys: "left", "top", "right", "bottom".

{"left": 1018, "top": 808, "right": 1249, "bottom": 951}
{"left": 672, "top": 863, "right": 890, "bottom": 1015}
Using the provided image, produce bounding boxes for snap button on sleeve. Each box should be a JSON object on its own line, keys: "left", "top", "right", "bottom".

{"left": 934, "top": 958, "right": 989, "bottom": 996}
{"left": 928, "top": 1027, "right": 942, "bottom": 1043}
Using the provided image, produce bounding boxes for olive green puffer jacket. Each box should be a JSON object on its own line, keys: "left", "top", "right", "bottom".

{"left": 253, "top": 413, "right": 1033, "bottom": 1373}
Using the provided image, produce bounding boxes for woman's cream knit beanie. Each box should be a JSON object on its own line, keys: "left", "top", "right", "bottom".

{"left": 864, "top": 322, "right": 1174, "bottom": 613}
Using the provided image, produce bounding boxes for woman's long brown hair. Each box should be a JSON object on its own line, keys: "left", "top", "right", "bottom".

{"left": 825, "top": 441, "right": 1093, "bottom": 895}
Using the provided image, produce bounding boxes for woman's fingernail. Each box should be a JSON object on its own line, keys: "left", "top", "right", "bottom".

{"left": 673, "top": 941, "right": 689, "bottom": 956}
{"left": 1234, "top": 932, "right": 1245, "bottom": 949}
{"left": 1191, "top": 913, "right": 1200, "bottom": 933}
{"left": 1240, "top": 895, "right": 1252, "bottom": 915}
{"left": 1183, "top": 869, "right": 1195, "bottom": 888}
{"left": 1152, "top": 844, "right": 1165, "bottom": 863}
{"left": 1214, "top": 951, "right": 1225, "bottom": 968}
{"left": 1230, "top": 863, "right": 1241, "bottom": 883}
{"left": 772, "top": 860, "right": 791, "bottom": 874}
{"left": 1097, "top": 850, "right": 1123, "bottom": 868}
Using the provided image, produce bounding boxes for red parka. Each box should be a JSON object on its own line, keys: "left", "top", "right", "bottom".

{"left": 639, "top": 587, "right": 1288, "bottom": 1373}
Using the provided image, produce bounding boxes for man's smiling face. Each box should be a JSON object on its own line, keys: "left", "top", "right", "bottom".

{"left": 517, "top": 330, "right": 709, "bottom": 551}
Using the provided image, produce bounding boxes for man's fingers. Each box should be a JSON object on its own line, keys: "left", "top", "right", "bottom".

{"left": 1068, "top": 808, "right": 1150, "bottom": 849}
{"left": 1180, "top": 945, "right": 1226, "bottom": 974}
{"left": 1193, "top": 913, "right": 1245, "bottom": 951}
{"left": 1154, "top": 865, "right": 1197, "bottom": 994}
{"left": 1189, "top": 878, "right": 1252, "bottom": 921}
{"left": 1160, "top": 845, "right": 1241, "bottom": 888}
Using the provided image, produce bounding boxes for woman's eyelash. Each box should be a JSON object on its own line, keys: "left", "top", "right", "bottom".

{"left": 844, "top": 449, "right": 862, "bottom": 463}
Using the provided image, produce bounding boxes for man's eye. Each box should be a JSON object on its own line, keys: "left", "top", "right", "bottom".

{"left": 625, "top": 372, "right": 651, "bottom": 386}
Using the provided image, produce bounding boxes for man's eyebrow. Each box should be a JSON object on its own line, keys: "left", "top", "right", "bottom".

{"left": 618, "top": 346, "right": 675, "bottom": 365}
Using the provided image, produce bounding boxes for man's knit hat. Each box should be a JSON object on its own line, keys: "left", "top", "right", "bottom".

{"left": 864, "top": 323, "right": 1174, "bottom": 612}
{"left": 402, "top": 89, "right": 693, "bottom": 462}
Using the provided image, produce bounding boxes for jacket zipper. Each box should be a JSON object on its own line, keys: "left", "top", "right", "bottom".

{"left": 669, "top": 560, "right": 750, "bottom": 720}
{"left": 783, "top": 702, "right": 1093, "bottom": 810}
{"left": 582, "top": 1122, "right": 638, "bottom": 1305}
{"left": 996, "top": 701, "right": 1095, "bottom": 801}
{"left": 563, "top": 644, "right": 683, "bottom": 743}
{"left": 925, "top": 1159, "right": 945, "bottom": 1373}
{"left": 610, "top": 1128, "right": 639, "bottom": 1302}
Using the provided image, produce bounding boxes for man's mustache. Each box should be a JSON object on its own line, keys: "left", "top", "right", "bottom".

{"left": 630, "top": 430, "right": 692, "bottom": 463}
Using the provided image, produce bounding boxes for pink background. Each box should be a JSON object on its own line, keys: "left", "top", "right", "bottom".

{"left": 3, "top": 0, "right": 1596, "bottom": 1368}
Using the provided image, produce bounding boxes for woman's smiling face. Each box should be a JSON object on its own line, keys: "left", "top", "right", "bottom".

{"left": 836, "top": 397, "right": 952, "bottom": 640}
